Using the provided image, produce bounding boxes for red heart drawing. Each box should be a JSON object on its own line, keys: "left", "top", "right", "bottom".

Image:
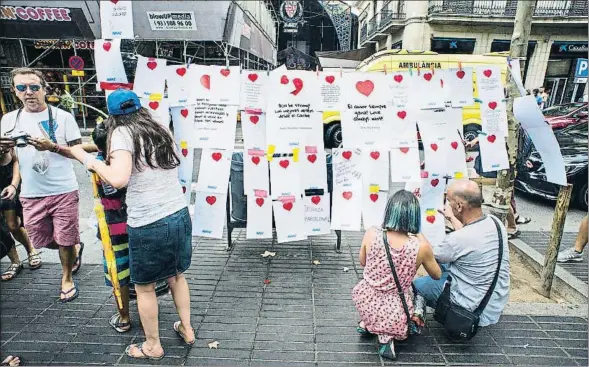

{"left": 212, "top": 152, "right": 222, "bottom": 162}
{"left": 400, "top": 147, "right": 409, "bottom": 154}
{"left": 451, "top": 141, "right": 458, "bottom": 150}
{"left": 249, "top": 115, "right": 259, "bottom": 124}
{"left": 421, "top": 170, "right": 429, "bottom": 178}
{"left": 483, "top": 69, "right": 492, "bottom": 78}
{"left": 248, "top": 73, "right": 258, "bottom": 82}
{"left": 256, "top": 198, "right": 265, "bottom": 207}
{"left": 394, "top": 74, "right": 403, "bottom": 83}
{"left": 342, "top": 151, "right": 352, "bottom": 160}
{"left": 279, "top": 160, "right": 289, "bottom": 169}
{"left": 430, "top": 143, "right": 438, "bottom": 152}
{"left": 488, "top": 101, "right": 497, "bottom": 110}
{"left": 180, "top": 109, "right": 189, "bottom": 118}
{"left": 251, "top": 156, "right": 260, "bottom": 165}
{"left": 148, "top": 101, "right": 159, "bottom": 110}
{"left": 370, "top": 193, "right": 379, "bottom": 202}
{"left": 176, "top": 67, "right": 187, "bottom": 77}
{"left": 283, "top": 202, "right": 293, "bottom": 211}
{"left": 456, "top": 70, "right": 465, "bottom": 79}
{"left": 220, "top": 68, "right": 230, "bottom": 77}
{"left": 426, "top": 215, "right": 436, "bottom": 224}
{"left": 206, "top": 196, "right": 216, "bottom": 205}
{"left": 325, "top": 75, "right": 335, "bottom": 84}
{"left": 487, "top": 135, "right": 497, "bottom": 143}
{"left": 355, "top": 80, "right": 374, "bottom": 97}
{"left": 102, "top": 42, "right": 111, "bottom": 52}
{"left": 370, "top": 151, "right": 380, "bottom": 160}
{"left": 291, "top": 78, "right": 303, "bottom": 96}
{"left": 307, "top": 154, "right": 317, "bottom": 164}
{"left": 181, "top": 148, "right": 188, "bottom": 157}
{"left": 147, "top": 59, "right": 157, "bottom": 70}
{"left": 111, "top": 0, "right": 119, "bottom": 4}
{"left": 182, "top": 186, "right": 186, "bottom": 194}
{"left": 431, "top": 179, "right": 439, "bottom": 187}
{"left": 423, "top": 73, "right": 433, "bottom": 81}
{"left": 280, "top": 75, "right": 289, "bottom": 84}
{"left": 311, "top": 196, "right": 321, "bottom": 205}
{"left": 200, "top": 75, "right": 211, "bottom": 90}
{"left": 397, "top": 111, "right": 407, "bottom": 119}
{"left": 342, "top": 191, "right": 353, "bottom": 200}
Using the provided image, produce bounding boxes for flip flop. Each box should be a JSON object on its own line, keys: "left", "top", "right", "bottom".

{"left": 173, "top": 321, "right": 196, "bottom": 345}
{"left": 1, "top": 263, "right": 22, "bottom": 281}
{"left": 125, "top": 342, "right": 165, "bottom": 360}
{"left": 109, "top": 313, "right": 131, "bottom": 333}
{"left": 508, "top": 230, "right": 521, "bottom": 240}
{"left": 28, "top": 252, "right": 42, "bottom": 270}
{"left": 72, "top": 242, "right": 84, "bottom": 275}
{"left": 59, "top": 284, "right": 79, "bottom": 303}
{"left": 516, "top": 216, "right": 531, "bottom": 225}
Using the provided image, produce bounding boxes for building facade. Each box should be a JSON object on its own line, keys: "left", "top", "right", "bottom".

{"left": 356, "top": 0, "right": 588, "bottom": 105}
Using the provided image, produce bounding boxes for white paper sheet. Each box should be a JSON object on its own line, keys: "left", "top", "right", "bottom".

{"left": 319, "top": 72, "right": 342, "bottom": 111}
{"left": 177, "top": 142, "right": 194, "bottom": 205}
{"left": 480, "top": 99, "right": 508, "bottom": 135}
{"left": 332, "top": 148, "right": 362, "bottom": 193}
{"left": 239, "top": 70, "right": 269, "bottom": 110}
{"left": 99, "top": 0, "right": 134, "bottom": 39}
{"left": 94, "top": 39, "right": 128, "bottom": 83}
{"left": 192, "top": 192, "right": 227, "bottom": 239}
{"left": 246, "top": 191, "right": 273, "bottom": 239}
{"left": 417, "top": 108, "right": 452, "bottom": 141}
{"left": 388, "top": 71, "right": 413, "bottom": 108}
{"left": 390, "top": 147, "right": 422, "bottom": 182}
{"left": 193, "top": 102, "right": 238, "bottom": 150}
{"left": 208, "top": 66, "right": 240, "bottom": 105}
{"left": 304, "top": 194, "right": 331, "bottom": 236}
{"left": 171, "top": 106, "right": 196, "bottom": 147}
{"left": 361, "top": 149, "right": 389, "bottom": 191}
{"left": 139, "top": 97, "right": 170, "bottom": 128}
{"left": 420, "top": 172, "right": 446, "bottom": 212}
{"left": 269, "top": 155, "right": 302, "bottom": 198}
{"left": 390, "top": 107, "right": 418, "bottom": 147}
{"left": 301, "top": 147, "right": 328, "bottom": 191}
{"left": 166, "top": 64, "right": 198, "bottom": 106}
{"left": 479, "top": 133, "right": 509, "bottom": 172}
{"left": 241, "top": 111, "right": 266, "bottom": 149}
{"left": 195, "top": 149, "right": 232, "bottom": 193}
{"left": 446, "top": 67, "right": 474, "bottom": 107}
{"left": 421, "top": 210, "right": 446, "bottom": 248}
{"left": 508, "top": 58, "right": 527, "bottom": 97}
{"left": 361, "top": 188, "right": 387, "bottom": 229}
{"left": 244, "top": 149, "right": 269, "bottom": 194}
{"left": 476, "top": 65, "right": 504, "bottom": 100}
{"left": 446, "top": 131, "right": 469, "bottom": 179}
{"left": 421, "top": 134, "right": 450, "bottom": 177}
{"left": 132, "top": 55, "right": 167, "bottom": 98}
{"left": 331, "top": 187, "right": 362, "bottom": 231}
{"left": 414, "top": 71, "right": 445, "bottom": 109}
{"left": 273, "top": 197, "right": 307, "bottom": 243}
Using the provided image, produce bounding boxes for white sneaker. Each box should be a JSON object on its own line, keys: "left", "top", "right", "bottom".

{"left": 557, "top": 247, "right": 584, "bottom": 263}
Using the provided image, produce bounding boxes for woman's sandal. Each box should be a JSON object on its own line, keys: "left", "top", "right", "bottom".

{"left": 173, "top": 321, "right": 196, "bottom": 345}
{"left": 516, "top": 216, "right": 531, "bottom": 225}
{"left": 28, "top": 252, "right": 42, "bottom": 270}
{"left": 125, "top": 342, "right": 164, "bottom": 360}
{"left": 109, "top": 313, "right": 131, "bottom": 333}
{"left": 1, "top": 263, "right": 22, "bottom": 281}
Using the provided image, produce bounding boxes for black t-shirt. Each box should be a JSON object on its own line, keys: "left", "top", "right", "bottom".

{"left": 0, "top": 161, "right": 13, "bottom": 190}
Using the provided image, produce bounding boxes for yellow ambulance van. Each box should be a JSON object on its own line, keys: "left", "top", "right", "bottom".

{"left": 322, "top": 49, "right": 510, "bottom": 148}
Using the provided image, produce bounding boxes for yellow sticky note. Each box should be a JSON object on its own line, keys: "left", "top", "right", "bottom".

{"left": 425, "top": 209, "right": 437, "bottom": 216}
{"left": 292, "top": 147, "right": 300, "bottom": 162}
{"left": 266, "top": 145, "right": 276, "bottom": 161}
{"left": 180, "top": 140, "right": 188, "bottom": 149}
{"left": 149, "top": 93, "right": 162, "bottom": 101}
{"left": 369, "top": 185, "right": 379, "bottom": 193}
{"left": 455, "top": 171, "right": 464, "bottom": 179}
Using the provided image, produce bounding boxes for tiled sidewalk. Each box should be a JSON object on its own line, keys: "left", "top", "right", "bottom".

{"left": 1, "top": 231, "right": 587, "bottom": 366}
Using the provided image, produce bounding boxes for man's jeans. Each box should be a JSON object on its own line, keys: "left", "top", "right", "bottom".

{"left": 413, "top": 264, "right": 450, "bottom": 308}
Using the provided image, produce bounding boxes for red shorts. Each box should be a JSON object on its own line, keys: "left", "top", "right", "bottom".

{"left": 20, "top": 191, "right": 80, "bottom": 249}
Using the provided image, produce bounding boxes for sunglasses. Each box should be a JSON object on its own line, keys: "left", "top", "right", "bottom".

{"left": 15, "top": 84, "right": 42, "bottom": 92}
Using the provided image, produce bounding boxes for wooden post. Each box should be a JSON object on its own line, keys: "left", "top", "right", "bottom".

{"left": 539, "top": 184, "right": 573, "bottom": 298}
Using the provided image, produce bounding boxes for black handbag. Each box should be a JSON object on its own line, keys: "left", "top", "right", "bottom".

{"left": 433, "top": 216, "right": 504, "bottom": 342}
{"left": 382, "top": 231, "right": 418, "bottom": 337}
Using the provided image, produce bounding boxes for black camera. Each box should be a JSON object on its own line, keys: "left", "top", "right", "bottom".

{"left": 6, "top": 131, "right": 30, "bottom": 148}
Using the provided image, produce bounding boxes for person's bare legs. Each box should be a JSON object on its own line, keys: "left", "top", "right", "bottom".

{"left": 574, "top": 215, "right": 588, "bottom": 253}
{"left": 118, "top": 285, "right": 131, "bottom": 324}
{"left": 507, "top": 205, "right": 517, "bottom": 234}
{"left": 168, "top": 273, "right": 194, "bottom": 343}
{"left": 58, "top": 244, "right": 76, "bottom": 300}
{"left": 127, "top": 283, "right": 164, "bottom": 358}
{"left": 3, "top": 210, "right": 36, "bottom": 256}
{"left": 1, "top": 247, "right": 21, "bottom": 281}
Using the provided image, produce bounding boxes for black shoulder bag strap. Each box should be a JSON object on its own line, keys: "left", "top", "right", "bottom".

{"left": 382, "top": 230, "right": 412, "bottom": 327}
{"left": 473, "top": 216, "right": 504, "bottom": 316}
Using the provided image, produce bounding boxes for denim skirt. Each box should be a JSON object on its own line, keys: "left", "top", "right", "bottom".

{"left": 127, "top": 207, "right": 192, "bottom": 285}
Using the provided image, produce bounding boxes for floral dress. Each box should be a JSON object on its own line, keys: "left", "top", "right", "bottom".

{"left": 352, "top": 227, "right": 419, "bottom": 343}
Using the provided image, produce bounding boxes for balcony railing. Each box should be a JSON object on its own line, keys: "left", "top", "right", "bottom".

{"left": 360, "top": 23, "right": 368, "bottom": 43}
{"left": 360, "top": 2, "right": 405, "bottom": 44}
{"left": 428, "top": 0, "right": 588, "bottom": 18}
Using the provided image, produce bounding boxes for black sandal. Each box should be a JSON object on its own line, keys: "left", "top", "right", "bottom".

{"left": 109, "top": 313, "right": 131, "bottom": 333}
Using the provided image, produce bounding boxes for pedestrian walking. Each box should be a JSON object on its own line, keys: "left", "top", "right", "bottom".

{"left": 69, "top": 89, "right": 194, "bottom": 360}
{"left": 352, "top": 190, "right": 441, "bottom": 360}
{"left": 0, "top": 68, "right": 83, "bottom": 302}
{"left": 557, "top": 215, "right": 588, "bottom": 262}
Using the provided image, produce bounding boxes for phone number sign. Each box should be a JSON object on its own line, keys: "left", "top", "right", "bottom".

{"left": 147, "top": 11, "right": 197, "bottom": 31}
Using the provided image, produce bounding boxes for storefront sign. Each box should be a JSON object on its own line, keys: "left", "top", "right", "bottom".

{"left": 0, "top": 6, "right": 71, "bottom": 21}
{"left": 552, "top": 42, "right": 588, "bottom": 54}
{"left": 574, "top": 58, "right": 588, "bottom": 79}
{"left": 147, "top": 11, "right": 197, "bottom": 31}
{"left": 34, "top": 40, "right": 94, "bottom": 50}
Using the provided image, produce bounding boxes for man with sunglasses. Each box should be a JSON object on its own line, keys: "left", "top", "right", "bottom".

{"left": 0, "top": 68, "right": 84, "bottom": 303}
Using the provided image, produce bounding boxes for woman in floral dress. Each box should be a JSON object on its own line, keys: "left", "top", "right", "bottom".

{"left": 352, "top": 190, "right": 442, "bottom": 359}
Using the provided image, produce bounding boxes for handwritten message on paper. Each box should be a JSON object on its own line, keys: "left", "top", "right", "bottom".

{"left": 476, "top": 65, "right": 504, "bottom": 100}
{"left": 388, "top": 72, "right": 412, "bottom": 108}
{"left": 99, "top": 0, "right": 134, "bottom": 39}
{"left": 341, "top": 102, "right": 393, "bottom": 149}
{"left": 304, "top": 194, "right": 331, "bottom": 236}
{"left": 479, "top": 132, "right": 509, "bottom": 172}
{"left": 481, "top": 99, "right": 508, "bottom": 135}
{"left": 193, "top": 101, "right": 237, "bottom": 150}
{"left": 332, "top": 148, "right": 362, "bottom": 191}
{"left": 320, "top": 73, "right": 341, "bottom": 111}
{"left": 390, "top": 107, "right": 418, "bottom": 148}
{"left": 240, "top": 71, "right": 269, "bottom": 110}
{"left": 446, "top": 67, "right": 474, "bottom": 107}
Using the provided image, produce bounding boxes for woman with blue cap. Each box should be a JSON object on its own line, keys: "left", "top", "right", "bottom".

{"left": 69, "top": 89, "right": 194, "bottom": 360}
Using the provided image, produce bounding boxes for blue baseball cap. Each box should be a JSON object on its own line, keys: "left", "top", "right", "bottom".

{"left": 107, "top": 88, "right": 141, "bottom": 115}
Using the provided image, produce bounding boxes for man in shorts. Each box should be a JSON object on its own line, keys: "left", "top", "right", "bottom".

{"left": 0, "top": 67, "right": 83, "bottom": 302}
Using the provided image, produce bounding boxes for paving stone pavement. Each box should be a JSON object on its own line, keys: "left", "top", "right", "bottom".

{"left": 1, "top": 230, "right": 587, "bottom": 366}
{"left": 519, "top": 231, "right": 588, "bottom": 285}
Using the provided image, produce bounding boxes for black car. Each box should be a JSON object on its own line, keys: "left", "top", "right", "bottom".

{"left": 516, "top": 121, "right": 588, "bottom": 210}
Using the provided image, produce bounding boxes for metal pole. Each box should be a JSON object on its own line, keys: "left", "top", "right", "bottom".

{"left": 18, "top": 39, "right": 27, "bottom": 66}
{"left": 72, "top": 41, "right": 87, "bottom": 129}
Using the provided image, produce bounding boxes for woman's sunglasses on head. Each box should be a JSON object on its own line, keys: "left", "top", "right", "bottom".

{"left": 15, "top": 84, "right": 42, "bottom": 92}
